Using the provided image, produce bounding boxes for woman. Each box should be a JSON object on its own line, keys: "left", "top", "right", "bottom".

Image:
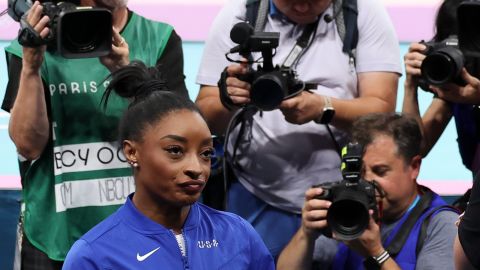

{"left": 402, "top": 0, "right": 480, "bottom": 212}
{"left": 62, "top": 62, "right": 275, "bottom": 269}
{"left": 454, "top": 173, "right": 480, "bottom": 270}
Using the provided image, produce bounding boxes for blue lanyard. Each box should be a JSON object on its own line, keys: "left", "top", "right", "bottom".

{"left": 407, "top": 195, "right": 420, "bottom": 213}
{"left": 383, "top": 195, "right": 421, "bottom": 246}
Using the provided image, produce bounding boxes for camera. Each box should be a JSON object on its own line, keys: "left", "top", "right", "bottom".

{"left": 227, "top": 22, "right": 306, "bottom": 111}
{"left": 418, "top": 1, "right": 480, "bottom": 90}
{"left": 8, "top": 0, "right": 112, "bottom": 58}
{"left": 419, "top": 36, "right": 465, "bottom": 89}
{"left": 314, "top": 142, "right": 379, "bottom": 241}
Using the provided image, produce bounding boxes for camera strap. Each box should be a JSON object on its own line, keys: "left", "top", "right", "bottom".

{"left": 281, "top": 20, "right": 319, "bottom": 69}
{"left": 18, "top": 16, "right": 47, "bottom": 47}
{"left": 384, "top": 190, "right": 434, "bottom": 257}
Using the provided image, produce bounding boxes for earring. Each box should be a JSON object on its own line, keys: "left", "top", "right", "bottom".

{"left": 128, "top": 160, "right": 138, "bottom": 168}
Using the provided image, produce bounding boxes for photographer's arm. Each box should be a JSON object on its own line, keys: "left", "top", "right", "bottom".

{"left": 402, "top": 43, "right": 452, "bottom": 157}
{"left": 454, "top": 235, "right": 476, "bottom": 270}
{"left": 279, "top": 71, "right": 398, "bottom": 130}
{"left": 8, "top": 1, "right": 50, "bottom": 160}
{"left": 332, "top": 72, "right": 398, "bottom": 130}
{"left": 343, "top": 216, "right": 401, "bottom": 270}
{"left": 195, "top": 63, "right": 250, "bottom": 135}
{"left": 455, "top": 173, "right": 480, "bottom": 270}
{"left": 430, "top": 69, "right": 480, "bottom": 104}
{"left": 277, "top": 188, "right": 330, "bottom": 270}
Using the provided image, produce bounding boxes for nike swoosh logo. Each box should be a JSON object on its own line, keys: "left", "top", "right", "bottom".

{"left": 136, "top": 247, "right": 160, "bottom": 262}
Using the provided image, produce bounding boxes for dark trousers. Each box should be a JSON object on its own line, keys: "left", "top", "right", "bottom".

{"left": 21, "top": 236, "right": 62, "bottom": 270}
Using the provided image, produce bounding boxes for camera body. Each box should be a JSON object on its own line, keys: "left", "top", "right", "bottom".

{"left": 9, "top": 0, "right": 112, "bottom": 58}
{"left": 314, "top": 142, "right": 379, "bottom": 241}
{"left": 240, "top": 66, "right": 303, "bottom": 111}
{"left": 419, "top": 36, "right": 465, "bottom": 90}
{"left": 228, "top": 22, "right": 304, "bottom": 111}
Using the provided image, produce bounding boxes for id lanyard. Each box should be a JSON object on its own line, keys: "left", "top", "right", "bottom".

{"left": 281, "top": 20, "right": 319, "bottom": 69}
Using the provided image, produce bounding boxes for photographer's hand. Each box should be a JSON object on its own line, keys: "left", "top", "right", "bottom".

{"left": 403, "top": 42, "right": 426, "bottom": 90}
{"left": 430, "top": 69, "right": 480, "bottom": 104}
{"left": 301, "top": 187, "right": 331, "bottom": 240}
{"left": 340, "top": 212, "right": 383, "bottom": 258}
{"left": 100, "top": 27, "right": 129, "bottom": 72}
{"left": 339, "top": 212, "right": 401, "bottom": 269}
{"left": 276, "top": 187, "right": 330, "bottom": 270}
{"left": 22, "top": 1, "right": 50, "bottom": 72}
{"left": 225, "top": 63, "right": 251, "bottom": 105}
{"left": 279, "top": 91, "right": 324, "bottom": 125}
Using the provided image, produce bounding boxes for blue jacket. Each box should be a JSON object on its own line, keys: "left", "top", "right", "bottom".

{"left": 331, "top": 191, "right": 455, "bottom": 270}
{"left": 63, "top": 195, "right": 274, "bottom": 270}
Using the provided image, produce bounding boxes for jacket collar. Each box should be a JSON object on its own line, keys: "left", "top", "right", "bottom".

{"left": 120, "top": 193, "right": 199, "bottom": 233}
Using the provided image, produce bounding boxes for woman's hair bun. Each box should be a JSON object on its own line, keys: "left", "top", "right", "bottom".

{"left": 102, "top": 61, "right": 169, "bottom": 109}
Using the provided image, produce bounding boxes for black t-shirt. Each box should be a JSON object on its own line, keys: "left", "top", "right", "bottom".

{"left": 1, "top": 12, "right": 188, "bottom": 112}
{"left": 458, "top": 174, "right": 480, "bottom": 269}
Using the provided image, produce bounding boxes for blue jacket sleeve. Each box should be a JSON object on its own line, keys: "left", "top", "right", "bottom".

{"left": 62, "top": 239, "right": 100, "bottom": 270}
{"left": 241, "top": 219, "right": 275, "bottom": 270}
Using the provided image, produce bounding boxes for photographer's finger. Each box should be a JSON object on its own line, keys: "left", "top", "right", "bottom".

{"left": 429, "top": 86, "right": 443, "bottom": 97}
{"left": 278, "top": 96, "right": 299, "bottom": 111}
{"left": 304, "top": 198, "right": 331, "bottom": 212}
{"left": 230, "top": 96, "right": 250, "bottom": 105}
{"left": 28, "top": 2, "right": 43, "bottom": 25}
{"left": 304, "top": 209, "right": 328, "bottom": 221}
{"left": 39, "top": 28, "right": 50, "bottom": 40}
{"left": 405, "top": 65, "right": 422, "bottom": 77}
{"left": 304, "top": 219, "right": 328, "bottom": 231}
{"left": 112, "top": 28, "right": 126, "bottom": 47}
{"left": 226, "top": 76, "right": 250, "bottom": 90}
{"left": 226, "top": 64, "right": 248, "bottom": 77}
{"left": 408, "top": 42, "right": 426, "bottom": 52}
{"left": 404, "top": 54, "right": 424, "bottom": 67}
{"left": 34, "top": 16, "right": 50, "bottom": 36}
{"left": 461, "top": 68, "right": 480, "bottom": 88}
{"left": 305, "top": 187, "right": 324, "bottom": 200}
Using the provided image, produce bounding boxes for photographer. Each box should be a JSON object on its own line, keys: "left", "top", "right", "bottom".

{"left": 195, "top": 0, "right": 401, "bottom": 259}
{"left": 402, "top": 0, "right": 480, "bottom": 178}
{"left": 454, "top": 172, "right": 480, "bottom": 270}
{"left": 2, "top": 0, "right": 188, "bottom": 269}
{"left": 277, "top": 113, "right": 459, "bottom": 270}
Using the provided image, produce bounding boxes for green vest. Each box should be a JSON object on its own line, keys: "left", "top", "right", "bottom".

{"left": 6, "top": 12, "right": 173, "bottom": 260}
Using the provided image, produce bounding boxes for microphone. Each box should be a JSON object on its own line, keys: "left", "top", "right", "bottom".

{"left": 324, "top": 14, "right": 333, "bottom": 23}
{"left": 230, "top": 22, "right": 254, "bottom": 44}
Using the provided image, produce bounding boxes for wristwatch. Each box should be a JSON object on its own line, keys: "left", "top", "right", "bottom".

{"left": 314, "top": 96, "right": 335, "bottom": 124}
{"left": 363, "top": 250, "right": 390, "bottom": 270}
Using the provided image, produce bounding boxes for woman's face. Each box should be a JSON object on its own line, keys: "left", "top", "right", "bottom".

{"left": 126, "top": 109, "right": 213, "bottom": 207}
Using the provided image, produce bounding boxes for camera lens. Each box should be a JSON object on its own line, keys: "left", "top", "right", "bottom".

{"left": 251, "top": 72, "right": 287, "bottom": 111}
{"left": 58, "top": 9, "right": 112, "bottom": 58}
{"left": 327, "top": 190, "right": 370, "bottom": 241}
{"left": 421, "top": 47, "right": 463, "bottom": 85}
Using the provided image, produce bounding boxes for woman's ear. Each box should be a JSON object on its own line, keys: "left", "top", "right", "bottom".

{"left": 123, "top": 140, "right": 139, "bottom": 167}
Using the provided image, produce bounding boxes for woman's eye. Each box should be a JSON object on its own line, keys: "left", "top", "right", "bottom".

{"left": 201, "top": 149, "right": 214, "bottom": 159}
{"left": 166, "top": 146, "right": 183, "bottom": 156}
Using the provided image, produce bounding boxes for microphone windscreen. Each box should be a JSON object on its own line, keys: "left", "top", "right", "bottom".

{"left": 230, "top": 22, "right": 254, "bottom": 44}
